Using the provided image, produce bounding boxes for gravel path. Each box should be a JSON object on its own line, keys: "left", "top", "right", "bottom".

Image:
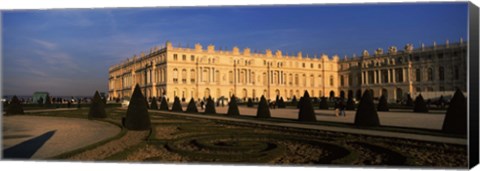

{"left": 3, "top": 115, "right": 120, "bottom": 159}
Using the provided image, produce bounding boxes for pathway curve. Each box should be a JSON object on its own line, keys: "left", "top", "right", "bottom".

{"left": 3, "top": 115, "right": 121, "bottom": 159}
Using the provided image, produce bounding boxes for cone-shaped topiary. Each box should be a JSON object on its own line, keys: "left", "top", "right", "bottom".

{"left": 377, "top": 95, "right": 389, "bottom": 111}
{"left": 319, "top": 97, "right": 329, "bottom": 109}
{"left": 297, "top": 97, "right": 304, "bottom": 109}
{"left": 159, "top": 96, "right": 169, "bottom": 111}
{"left": 6, "top": 96, "right": 24, "bottom": 115}
{"left": 291, "top": 96, "right": 298, "bottom": 106}
{"left": 406, "top": 94, "right": 413, "bottom": 106}
{"left": 150, "top": 97, "right": 158, "bottom": 110}
{"left": 346, "top": 96, "right": 355, "bottom": 110}
{"left": 413, "top": 94, "right": 428, "bottom": 113}
{"left": 256, "top": 95, "right": 271, "bottom": 118}
{"left": 247, "top": 98, "right": 254, "bottom": 107}
{"left": 354, "top": 90, "right": 380, "bottom": 127}
{"left": 442, "top": 89, "right": 467, "bottom": 135}
{"left": 298, "top": 91, "right": 316, "bottom": 122}
{"left": 185, "top": 98, "right": 198, "bottom": 113}
{"left": 277, "top": 97, "right": 286, "bottom": 108}
{"left": 88, "top": 91, "right": 107, "bottom": 119}
{"left": 171, "top": 96, "right": 183, "bottom": 112}
{"left": 227, "top": 94, "right": 240, "bottom": 116}
{"left": 124, "top": 84, "right": 151, "bottom": 130}
{"left": 204, "top": 96, "right": 216, "bottom": 114}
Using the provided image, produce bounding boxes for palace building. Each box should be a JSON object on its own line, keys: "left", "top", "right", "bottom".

{"left": 108, "top": 39, "right": 466, "bottom": 103}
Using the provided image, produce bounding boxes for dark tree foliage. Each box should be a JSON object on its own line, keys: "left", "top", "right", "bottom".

{"left": 204, "top": 96, "right": 216, "bottom": 114}
{"left": 124, "top": 84, "right": 151, "bottom": 130}
{"left": 354, "top": 90, "right": 380, "bottom": 127}
{"left": 377, "top": 95, "right": 389, "bottom": 111}
{"left": 88, "top": 91, "right": 107, "bottom": 119}
{"left": 297, "top": 97, "right": 304, "bottom": 109}
{"left": 298, "top": 91, "right": 316, "bottom": 122}
{"left": 346, "top": 96, "right": 355, "bottom": 110}
{"left": 6, "top": 95, "right": 24, "bottom": 115}
{"left": 442, "top": 89, "right": 467, "bottom": 135}
{"left": 185, "top": 98, "right": 198, "bottom": 113}
{"left": 159, "top": 96, "right": 169, "bottom": 111}
{"left": 45, "top": 94, "right": 52, "bottom": 107}
{"left": 291, "top": 96, "right": 298, "bottom": 106}
{"left": 319, "top": 97, "right": 329, "bottom": 109}
{"left": 277, "top": 97, "right": 286, "bottom": 108}
{"left": 413, "top": 94, "right": 428, "bottom": 113}
{"left": 247, "top": 98, "right": 254, "bottom": 107}
{"left": 77, "top": 100, "right": 81, "bottom": 109}
{"left": 340, "top": 91, "right": 345, "bottom": 99}
{"left": 256, "top": 95, "right": 271, "bottom": 118}
{"left": 4, "top": 100, "right": 9, "bottom": 109}
{"left": 171, "top": 96, "right": 183, "bottom": 112}
{"left": 406, "top": 94, "right": 414, "bottom": 106}
{"left": 227, "top": 95, "right": 240, "bottom": 116}
{"left": 150, "top": 97, "right": 158, "bottom": 110}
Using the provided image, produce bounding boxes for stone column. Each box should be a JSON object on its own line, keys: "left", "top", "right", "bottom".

{"left": 374, "top": 70, "right": 378, "bottom": 84}
{"left": 378, "top": 70, "right": 382, "bottom": 84}
{"left": 387, "top": 69, "right": 390, "bottom": 83}
{"left": 392, "top": 69, "right": 396, "bottom": 83}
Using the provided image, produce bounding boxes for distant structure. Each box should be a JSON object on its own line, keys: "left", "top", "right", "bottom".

{"left": 108, "top": 39, "right": 466, "bottom": 102}
{"left": 32, "top": 92, "right": 49, "bottom": 104}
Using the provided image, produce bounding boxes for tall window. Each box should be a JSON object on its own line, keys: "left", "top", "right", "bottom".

{"left": 454, "top": 66, "right": 460, "bottom": 80}
{"left": 229, "top": 71, "right": 233, "bottom": 83}
{"left": 173, "top": 54, "right": 178, "bottom": 60}
{"left": 416, "top": 69, "right": 422, "bottom": 82}
{"left": 439, "top": 67, "right": 445, "bottom": 81}
{"left": 181, "top": 69, "right": 187, "bottom": 83}
{"left": 310, "top": 75, "right": 314, "bottom": 87}
{"left": 191, "top": 55, "right": 195, "bottom": 61}
{"left": 340, "top": 75, "right": 344, "bottom": 86}
{"left": 173, "top": 68, "right": 178, "bottom": 83}
{"left": 330, "top": 75, "right": 334, "bottom": 86}
{"left": 190, "top": 69, "right": 195, "bottom": 83}
{"left": 295, "top": 74, "right": 299, "bottom": 85}
{"left": 427, "top": 68, "right": 433, "bottom": 81}
{"left": 182, "top": 55, "right": 186, "bottom": 61}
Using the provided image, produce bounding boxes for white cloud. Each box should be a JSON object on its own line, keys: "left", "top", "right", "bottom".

{"left": 31, "top": 38, "right": 57, "bottom": 50}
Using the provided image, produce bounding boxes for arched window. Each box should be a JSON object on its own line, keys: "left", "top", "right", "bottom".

{"left": 190, "top": 69, "right": 195, "bottom": 83}
{"left": 439, "top": 66, "right": 445, "bottom": 81}
{"left": 181, "top": 69, "right": 187, "bottom": 83}
{"left": 302, "top": 74, "right": 307, "bottom": 86}
{"left": 173, "top": 68, "right": 178, "bottom": 83}
{"left": 295, "top": 74, "right": 299, "bottom": 85}
{"left": 427, "top": 68, "right": 433, "bottom": 81}
{"left": 216, "top": 70, "right": 220, "bottom": 83}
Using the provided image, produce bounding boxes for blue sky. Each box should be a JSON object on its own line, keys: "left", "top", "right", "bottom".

{"left": 2, "top": 2, "right": 468, "bottom": 96}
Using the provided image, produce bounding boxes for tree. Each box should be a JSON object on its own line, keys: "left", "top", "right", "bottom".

{"left": 150, "top": 97, "right": 158, "bottom": 110}
{"left": 291, "top": 96, "right": 298, "bottom": 106}
{"left": 406, "top": 94, "right": 413, "bottom": 106}
{"left": 298, "top": 91, "right": 316, "bottom": 122}
{"left": 354, "top": 90, "right": 380, "bottom": 127}
{"left": 6, "top": 96, "right": 24, "bottom": 115}
{"left": 185, "top": 98, "right": 198, "bottom": 113}
{"left": 204, "top": 96, "right": 216, "bottom": 114}
{"left": 442, "top": 89, "right": 467, "bottom": 135}
{"left": 413, "top": 94, "right": 428, "bottom": 113}
{"left": 171, "top": 96, "right": 183, "bottom": 112}
{"left": 88, "top": 91, "right": 107, "bottom": 119}
{"left": 45, "top": 94, "right": 52, "bottom": 108}
{"left": 346, "top": 96, "right": 355, "bottom": 110}
{"left": 377, "top": 95, "right": 389, "bottom": 111}
{"left": 247, "top": 98, "right": 254, "bottom": 107}
{"left": 297, "top": 97, "right": 304, "bottom": 109}
{"left": 159, "top": 96, "right": 169, "bottom": 111}
{"left": 319, "top": 97, "right": 329, "bottom": 109}
{"left": 256, "top": 95, "right": 271, "bottom": 118}
{"left": 227, "top": 94, "right": 240, "bottom": 116}
{"left": 277, "top": 97, "right": 286, "bottom": 108}
{"left": 124, "top": 84, "right": 151, "bottom": 130}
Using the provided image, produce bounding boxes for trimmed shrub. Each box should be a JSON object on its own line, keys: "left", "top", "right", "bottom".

{"left": 291, "top": 96, "right": 298, "bottom": 106}
{"left": 150, "top": 97, "right": 158, "bottom": 110}
{"left": 298, "top": 91, "right": 316, "bottom": 122}
{"left": 171, "top": 96, "right": 183, "bottom": 112}
{"left": 88, "top": 91, "right": 107, "bottom": 119}
{"left": 442, "top": 89, "right": 467, "bottom": 135}
{"left": 247, "top": 98, "right": 254, "bottom": 107}
{"left": 185, "top": 98, "right": 198, "bottom": 113}
{"left": 406, "top": 94, "right": 413, "bottom": 106}
{"left": 256, "top": 95, "right": 271, "bottom": 118}
{"left": 124, "top": 84, "right": 151, "bottom": 130}
{"left": 413, "top": 94, "right": 428, "bottom": 113}
{"left": 319, "top": 97, "right": 329, "bottom": 109}
{"left": 346, "top": 96, "right": 355, "bottom": 110}
{"left": 377, "top": 95, "right": 389, "bottom": 111}
{"left": 354, "top": 90, "right": 380, "bottom": 127}
{"left": 227, "top": 95, "right": 240, "bottom": 116}
{"left": 277, "top": 97, "right": 286, "bottom": 108}
{"left": 6, "top": 96, "right": 24, "bottom": 115}
{"left": 297, "top": 97, "right": 304, "bottom": 109}
{"left": 159, "top": 96, "right": 169, "bottom": 111}
{"left": 204, "top": 96, "right": 216, "bottom": 114}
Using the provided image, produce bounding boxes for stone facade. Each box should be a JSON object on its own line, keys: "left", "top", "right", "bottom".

{"left": 108, "top": 39, "right": 466, "bottom": 103}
